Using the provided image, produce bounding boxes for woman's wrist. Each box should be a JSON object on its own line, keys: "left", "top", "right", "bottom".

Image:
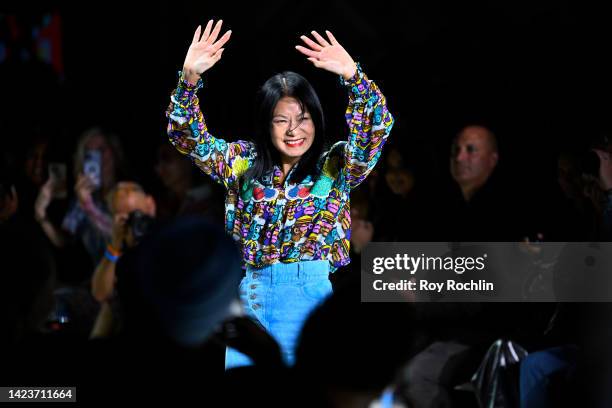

{"left": 339, "top": 62, "right": 364, "bottom": 88}
{"left": 182, "top": 67, "right": 201, "bottom": 85}
{"left": 104, "top": 244, "right": 122, "bottom": 263}
{"left": 79, "top": 194, "right": 94, "bottom": 210}
{"left": 342, "top": 62, "right": 358, "bottom": 81}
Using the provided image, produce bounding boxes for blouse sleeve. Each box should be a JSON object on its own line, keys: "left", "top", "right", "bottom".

{"left": 165, "top": 72, "right": 256, "bottom": 190}
{"left": 339, "top": 64, "right": 394, "bottom": 189}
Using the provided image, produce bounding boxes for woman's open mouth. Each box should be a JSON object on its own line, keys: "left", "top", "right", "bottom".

{"left": 284, "top": 139, "right": 305, "bottom": 148}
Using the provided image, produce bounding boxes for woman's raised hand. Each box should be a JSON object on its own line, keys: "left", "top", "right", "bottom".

{"left": 183, "top": 20, "right": 232, "bottom": 84}
{"left": 296, "top": 30, "right": 357, "bottom": 80}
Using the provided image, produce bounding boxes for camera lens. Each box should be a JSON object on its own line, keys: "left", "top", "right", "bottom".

{"left": 127, "top": 210, "right": 154, "bottom": 244}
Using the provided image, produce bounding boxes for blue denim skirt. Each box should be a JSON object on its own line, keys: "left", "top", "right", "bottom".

{"left": 225, "top": 260, "right": 332, "bottom": 369}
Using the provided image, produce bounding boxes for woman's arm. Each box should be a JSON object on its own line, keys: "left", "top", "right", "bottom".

{"left": 35, "top": 180, "right": 66, "bottom": 247}
{"left": 75, "top": 174, "right": 112, "bottom": 237}
{"left": 91, "top": 257, "right": 117, "bottom": 302}
{"left": 339, "top": 65, "right": 394, "bottom": 189}
{"left": 166, "top": 20, "right": 255, "bottom": 189}
{"left": 80, "top": 199, "right": 112, "bottom": 237}
{"left": 91, "top": 215, "right": 125, "bottom": 302}
{"left": 296, "top": 31, "right": 394, "bottom": 189}
{"left": 37, "top": 218, "right": 66, "bottom": 248}
{"left": 90, "top": 302, "right": 114, "bottom": 338}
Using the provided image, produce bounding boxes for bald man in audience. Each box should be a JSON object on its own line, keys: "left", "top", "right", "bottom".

{"left": 450, "top": 125, "right": 499, "bottom": 202}
{"left": 438, "top": 124, "right": 526, "bottom": 241}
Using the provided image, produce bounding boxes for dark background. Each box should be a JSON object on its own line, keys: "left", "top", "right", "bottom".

{"left": 2, "top": 0, "right": 612, "bottom": 218}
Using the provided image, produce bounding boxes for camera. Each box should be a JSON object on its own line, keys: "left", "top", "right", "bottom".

{"left": 126, "top": 210, "right": 155, "bottom": 245}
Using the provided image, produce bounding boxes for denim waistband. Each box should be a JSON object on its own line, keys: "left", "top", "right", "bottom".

{"left": 245, "top": 260, "right": 330, "bottom": 284}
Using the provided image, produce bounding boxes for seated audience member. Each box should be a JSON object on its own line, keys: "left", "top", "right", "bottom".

{"left": 440, "top": 124, "right": 525, "bottom": 241}
{"left": 520, "top": 146, "right": 612, "bottom": 408}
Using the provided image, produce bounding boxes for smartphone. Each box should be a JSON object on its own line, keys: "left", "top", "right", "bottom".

{"left": 83, "top": 150, "right": 102, "bottom": 189}
{"left": 48, "top": 162, "right": 67, "bottom": 199}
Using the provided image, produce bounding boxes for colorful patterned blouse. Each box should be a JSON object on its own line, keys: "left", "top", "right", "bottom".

{"left": 166, "top": 65, "right": 394, "bottom": 271}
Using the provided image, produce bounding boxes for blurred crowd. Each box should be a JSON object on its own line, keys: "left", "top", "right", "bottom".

{"left": 1, "top": 123, "right": 611, "bottom": 407}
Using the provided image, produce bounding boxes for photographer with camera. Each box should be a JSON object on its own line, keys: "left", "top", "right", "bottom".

{"left": 91, "top": 181, "right": 156, "bottom": 303}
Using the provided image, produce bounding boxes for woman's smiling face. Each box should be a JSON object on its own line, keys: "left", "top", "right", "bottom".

{"left": 270, "top": 96, "right": 315, "bottom": 166}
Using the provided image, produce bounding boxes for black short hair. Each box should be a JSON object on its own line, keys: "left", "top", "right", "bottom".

{"left": 245, "top": 71, "right": 327, "bottom": 185}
